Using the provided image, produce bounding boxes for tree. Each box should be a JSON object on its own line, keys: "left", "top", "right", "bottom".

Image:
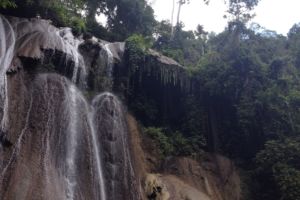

{"left": 223, "top": 0, "right": 261, "bottom": 46}
{"left": 225, "top": 0, "right": 260, "bottom": 23}
{"left": 256, "top": 138, "right": 300, "bottom": 200}
{"left": 85, "top": 0, "right": 106, "bottom": 24}
{"left": 0, "top": 0, "right": 86, "bottom": 32}
{"left": 153, "top": 21, "right": 207, "bottom": 66}
{"left": 171, "top": 0, "right": 209, "bottom": 38}
{"left": 176, "top": 0, "right": 189, "bottom": 27}
{"left": 171, "top": 0, "right": 176, "bottom": 35}
{"left": 0, "top": 0, "right": 16, "bottom": 8}
{"left": 102, "top": 0, "right": 156, "bottom": 40}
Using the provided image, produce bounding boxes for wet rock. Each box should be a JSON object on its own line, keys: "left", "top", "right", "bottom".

{"left": 0, "top": 130, "right": 12, "bottom": 148}
{"left": 93, "top": 93, "right": 139, "bottom": 200}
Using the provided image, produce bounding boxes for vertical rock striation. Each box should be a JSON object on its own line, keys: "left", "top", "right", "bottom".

{"left": 92, "top": 93, "right": 140, "bottom": 200}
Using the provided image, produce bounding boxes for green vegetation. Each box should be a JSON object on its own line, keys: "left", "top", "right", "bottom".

{"left": 132, "top": 1, "right": 300, "bottom": 198}
{"left": 0, "top": 0, "right": 16, "bottom": 8}
{"left": 2, "top": 0, "right": 300, "bottom": 199}
{"left": 143, "top": 127, "right": 174, "bottom": 157}
{"left": 125, "top": 34, "right": 150, "bottom": 71}
{"left": 153, "top": 21, "right": 207, "bottom": 67}
{"left": 0, "top": 0, "right": 86, "bottom": 33}
{"left": 255, "top": 138, "right": 300, "bottom": 200}
{"left": 1, "top": 0, "right": 155, "bottom": 39}
{"left": 143, "top": 126, "right": 205, "bottom": 158}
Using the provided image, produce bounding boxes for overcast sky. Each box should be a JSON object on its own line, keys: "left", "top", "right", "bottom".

{"left": 151, "top": 0, "right": 300, "bottom": 35}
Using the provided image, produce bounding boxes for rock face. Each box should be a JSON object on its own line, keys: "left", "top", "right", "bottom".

{"left": 127, "top": 115, "right": 241, "bottom": 200}
{"left": 92, "top": 93, "right": 139, "bottom": 200}
{"left": 0, "top": 15, "right": 129, "bottom": 200}
{"left": 0, "top": 14, "right": 241, "bottom": 200}
{"left": 2, "top": 74, "right": 99, "bottom": 200}
{"left": 79, "top": 39, "right": 125, "bottom": 92}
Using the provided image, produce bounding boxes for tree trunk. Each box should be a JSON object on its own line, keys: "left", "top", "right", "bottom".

{"left": 171, "top": 0, "right": 176, "bottom": 36}
{"left": 86, "top": 1, "right": 97, "bottom": 24}
{"left": 208, "top": 105, "right": 218, "bottom": 152}
{"left": 176, "top": 1, "right": 183, "bottom": 26}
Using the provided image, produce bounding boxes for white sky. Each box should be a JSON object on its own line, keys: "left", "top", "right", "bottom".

{"left": 151, "top": 0, "right": 300, "bottom": 35}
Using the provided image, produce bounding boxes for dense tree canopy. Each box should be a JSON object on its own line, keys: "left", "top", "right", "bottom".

{"left": 0, "top": 0, "right": 155, "bottom": 40}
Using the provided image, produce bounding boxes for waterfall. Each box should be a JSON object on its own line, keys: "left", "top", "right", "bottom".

{"left": 65, "top": 85, "right": 81, "bottom": 200}
{"left": 102, "top": 43, "right": 114, "bottom": 79}
{"left": 59, "top": 78, "right": 108, "bottom": 200}
{"left": 10, "top": 18, "right": 86, "bottom": 86}
{"left": 58, "top": 27, "right": 87, "bottom": 85}
{"left": 88, "top": 103, "right": 107, "bottom": 200}
{"left": 0, "top": 15, "right": 15, "bottom": 132}
{"left": 0, "top": 74, "right": 108, "bottom": 200}
{"left": 62, "top": 80, "right": 107, "bottom": 200}
{"left": 92, "top": 92, "right": 138, "bottom": 200}
{"left": 39, "top": 75, "right": 107, "bottom": 200}
{"left": 32, "top": 75, "right": 108, "bottom": 200}
{"left": 0, "top": 15, "right": 137, "bottom": 200}
{"left": 98, "top": 43, "right": 115, "bottom": 90}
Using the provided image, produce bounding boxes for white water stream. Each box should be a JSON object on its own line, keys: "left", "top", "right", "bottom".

{"left": 0, "top": 15, "right": 15, "bottom": 132}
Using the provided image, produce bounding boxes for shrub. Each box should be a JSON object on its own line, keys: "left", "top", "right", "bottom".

{"left": 0, "top": 0, "right": 16, "bottom": 8}
{"left": 143, "top": 127, "right": 174, "bottom": 157}
{"left": 256, "top": 138, "right": 300, "bottom": 200}
{"left": 125, "top": 34, "right": 153, "bottom": 71}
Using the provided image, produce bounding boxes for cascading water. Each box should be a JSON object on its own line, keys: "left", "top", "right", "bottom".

{"left": 102, "top": 43, "right": 114, "bottom": 79}
{"left": 65, "top": 82, "right": 106, "bottom": 200}
{"left": 59, "top": 27, "right": 87, "bottom": 85}
{"left": 65, "top": 84, "right": 81, "bottom": 200}
{"left": 88, "top": 104, "right": 107, "bottom": 200}
{"left": 0, "top": 17, "right": 15, "bottom": 192}
{"left": 97, "top": 43, "right": 115, "bottom": 91}
{"left": 35, "top": 74, "right": 108, "bottom": 200}
{"left": 92, "top": 92, "right": 139, "bottom": 200}
{"left": 0, "top": 15, "right": 15, "bottom": 132}
{"left": 10, "top": 17, "right": 87, "bottom": 86}
{"left": 0, "top": 15, "right": 139, "bottom": 200}
{"left": 0, "top": 74, "right": 108, "bottom": 200}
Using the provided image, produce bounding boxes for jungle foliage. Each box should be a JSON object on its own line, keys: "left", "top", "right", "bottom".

{"left": 1, "top": 0, "right": 299, "bottom": 199}
{"left": 123, "top": 2, "right": 300, "bottom": 199}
